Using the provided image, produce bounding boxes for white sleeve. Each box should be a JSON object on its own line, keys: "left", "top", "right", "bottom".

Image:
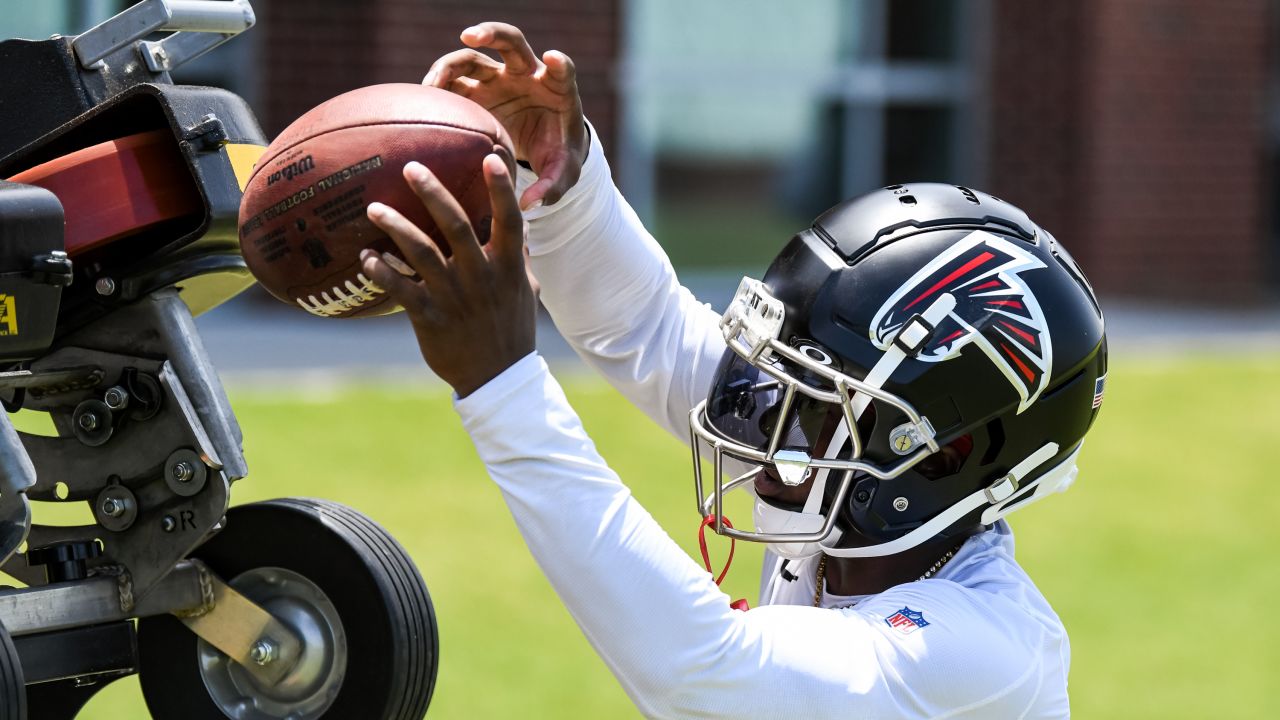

{"left": 455, "top": 355, "right": 1055, "bottom": 720}
{"left": 518, "top": 124, "right": 726, "bottom": 440}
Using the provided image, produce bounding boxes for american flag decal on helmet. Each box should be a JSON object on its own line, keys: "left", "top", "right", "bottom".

{"left": 871, "top": 231, "right": 1052, "bottom": 414}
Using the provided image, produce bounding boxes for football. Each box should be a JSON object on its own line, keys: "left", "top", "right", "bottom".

{"left": 238, "top": 83, "right": 514, "bottom": 318}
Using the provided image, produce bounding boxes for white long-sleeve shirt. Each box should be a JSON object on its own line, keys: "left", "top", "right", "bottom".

{"left": 453, "top": 127, "right": 1070, "bottom": 719}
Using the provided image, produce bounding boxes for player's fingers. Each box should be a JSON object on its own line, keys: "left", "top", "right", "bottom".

{"left": 424, "top": 49, "right": 502, "bottom": 88}
{"left": 360, "top": 249, "right": 432, "bottom": 316}
{"left": 482, "top": 153, "right": 524, "bottom": 271}
{"left": 366, "top": 201, "right": 449, "bottom": 286}
{"left": 491, "top": 142, "right": 519, "bottom": 177}
{"left": 535, "top": 156, "right": 568, "bottom": 206}
{"left": 461, "top": 22, "right": 539, "bottom": 75}
{"left": 401, "top": 161, "right": 486, "bottom": 270}
{"left": 378, "top": 251, "right": 420, "bottom": 279}
{"left": 540, "top": 50, "right": 577, "bottom": 95}
{"left": 540, "top": 153, "right": 581, "bottom": 207}
{"left": 518, "top": 176, "right": 554, "bottom": 212}
{"left": 445, "top": 76, "right": 480, "bottom": 99}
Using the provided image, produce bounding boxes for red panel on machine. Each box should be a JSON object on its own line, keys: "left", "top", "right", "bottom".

{"left": 6, "top": 130, "right": 202, "bottom": 256}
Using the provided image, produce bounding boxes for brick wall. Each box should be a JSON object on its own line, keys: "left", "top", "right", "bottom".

{"left": 985, "top": 2, "right": 1090, "bottom": 269}
{"left": 258, "top": 0, "right": 620, "bottom": 164}
{"left": 258, "top": 0, "right": 381, "bottom": 139}
{"left": 988, "top": 0, "right": 1270, "bottom": 302}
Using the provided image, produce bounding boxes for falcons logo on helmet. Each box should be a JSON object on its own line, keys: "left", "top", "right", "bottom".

{"left": 870, "top": 231, "right": 1052, "bottom": 414}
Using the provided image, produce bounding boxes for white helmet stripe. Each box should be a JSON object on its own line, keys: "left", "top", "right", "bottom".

{"left": 782, "top": 294, "right": 956, "bottom": 539}
{"left": 821, "top": 441, "right": 1061, "bottom": 558}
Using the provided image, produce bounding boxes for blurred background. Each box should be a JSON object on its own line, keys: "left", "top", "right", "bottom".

{"left": 10, "top": 0, "right": 1276, "bottom": 301}
{"left": 3, "top": 1, "right": 1279, "bottom": 718}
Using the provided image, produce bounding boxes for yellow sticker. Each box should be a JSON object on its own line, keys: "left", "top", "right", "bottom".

{"left": 224, "top": 143, "right": 268, "bottom": 191}
{"left": 0, "top": 294, "right": 18, "bottom": 336}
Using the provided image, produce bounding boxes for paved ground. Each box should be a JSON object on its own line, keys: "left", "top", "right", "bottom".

{"left": 194, "top": 272, "right": 1280, "bottom": 386}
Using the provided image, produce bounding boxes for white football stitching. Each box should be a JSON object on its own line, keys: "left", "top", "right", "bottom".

{"left": 296, "top": 272, "right": 385, "bottom": 317}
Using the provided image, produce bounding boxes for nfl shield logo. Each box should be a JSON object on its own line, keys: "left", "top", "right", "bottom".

{"left": 884, "top": 607, "right": 930, "bottom": 635}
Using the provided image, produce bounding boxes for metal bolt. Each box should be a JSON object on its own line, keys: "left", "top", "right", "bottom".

{"left": 889, "top": 423, "right": 922, "bottom": 456}
{"left": 148, "top": 45, "right": 170, "bottom": 69}
{"left": 171, "top": 462, "right": 194, "bottom": 483}
{"left": 103, "top": 386, "right": 129, "bottom": 410}
{"left": 77, "top": 412, "right": 99, "bottom": 432}
{"left": 94, "top": 277, "right": 116, "bottom": 296}
{"left": 249, "top": 639, "right": 276, "bottom": 666}
{"left": 101, "top": 497, "right": 124, "bottom": 518}
{"left": 892, "top": 497, "right": 910, "bottom": 512}
{"left": 161, "top": 515, "right": 177, "bottom": 533}
{"left": 854, "top": 490, "right": 870, "bottom": 503}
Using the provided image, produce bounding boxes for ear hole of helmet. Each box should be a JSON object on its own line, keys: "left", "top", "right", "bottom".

{"left": 914, "top": 434, "right": 974, "bottom": 480}
{"left": 979, "top": 419, "right": 1005, "bottom": 466}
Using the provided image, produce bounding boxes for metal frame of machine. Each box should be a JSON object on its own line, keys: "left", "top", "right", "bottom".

{"left": 0, "top": 3, "right": 438, "bottom": 718}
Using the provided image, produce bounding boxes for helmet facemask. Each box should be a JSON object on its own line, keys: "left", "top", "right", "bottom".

{"left": 689, "top": 277, "right": 948, "bottom": 558}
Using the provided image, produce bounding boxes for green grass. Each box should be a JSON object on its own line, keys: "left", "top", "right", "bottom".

{"left": 20, "top": 353, "right": 1280, "bottom": 718}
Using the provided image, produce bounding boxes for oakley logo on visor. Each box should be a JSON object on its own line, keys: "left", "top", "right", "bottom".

{"left": 870, "top": 231, "right": 1052, "bottom": 414}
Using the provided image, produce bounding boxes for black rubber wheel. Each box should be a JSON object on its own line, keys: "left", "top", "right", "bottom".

{"left": 137, "top": 498, "right": 437, "bottom": 719}
{"left": 0, "top": 618, "right": 24, "bottom": 720}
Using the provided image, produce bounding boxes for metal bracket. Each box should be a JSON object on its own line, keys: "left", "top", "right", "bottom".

{"left": 984, "top": 474, "right": 1019, "bottom": 504}
{"left": 0, "top": 558, "right": 302, "bottom": 687}
{"left": 177, "top": 562, "right": 303, "bottom": 687}
{"left": 892, "top": 313, "right": 936, "bottom": 357}
{"left": 1, "top": 349, "right": 232, "bottom": 597}
{"left": 721, "top": 277, "right": 786, "bottom": 363}
{"left": 0, "top": 560, "right": 205, "bottom": 636}
{"left": 771, "top": 449, "right": 812, "bottom": 486}
{"left": 72, "top": 0, "right": 256, "bottom": 71}
{"left": 888, "top": 417, "right": 936, "bottom": 456}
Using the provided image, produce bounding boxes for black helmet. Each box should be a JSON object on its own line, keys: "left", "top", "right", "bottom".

{"left": 690, "top": 183, "right": 1107, "bottom": 558}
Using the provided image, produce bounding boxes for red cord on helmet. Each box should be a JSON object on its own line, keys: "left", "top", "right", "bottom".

{"left": 697, "top": 514, "right": 736, "bottom": 585}
{"left": 698, "top": 515, "right": 750, "bottom": 610}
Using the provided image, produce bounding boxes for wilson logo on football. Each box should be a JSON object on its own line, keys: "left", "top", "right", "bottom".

{"left": 870, "top": 231, "right": 1052, "bottom": 414}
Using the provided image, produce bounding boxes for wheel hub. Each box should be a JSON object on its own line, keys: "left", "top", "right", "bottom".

{"left": 196, "top": 567, "right": 347, "bottom": 719}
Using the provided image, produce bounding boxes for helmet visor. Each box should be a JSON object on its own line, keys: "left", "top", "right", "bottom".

{"left": 704, "top": 349, "right": 836, "bottom": 456}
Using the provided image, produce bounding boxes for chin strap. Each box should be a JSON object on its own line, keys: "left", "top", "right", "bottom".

{"left": 851, "top": 292, "right": 958, "bottom": 416}
{"left": 822, "top": 441, "right": 1063, "bottom": 558}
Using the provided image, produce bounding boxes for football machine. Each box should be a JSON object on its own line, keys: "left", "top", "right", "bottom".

{"left": 0, "top": 2, "right": 437, "bottom": 718}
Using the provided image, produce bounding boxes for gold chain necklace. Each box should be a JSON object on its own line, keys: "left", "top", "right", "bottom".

{"left": 812, "top": 544, "right": 963, "bottom": 608}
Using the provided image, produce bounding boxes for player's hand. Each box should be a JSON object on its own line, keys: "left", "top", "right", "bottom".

{"left": 424, "top": 22, "right": 587, "bottom": 211}
{"left": 360, "top": 151, "right": 536, "bottom": 398}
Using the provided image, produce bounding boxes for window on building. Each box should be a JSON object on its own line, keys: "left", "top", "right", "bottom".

{"left": 623, "top": 0, "right": 981, "bottom": 275}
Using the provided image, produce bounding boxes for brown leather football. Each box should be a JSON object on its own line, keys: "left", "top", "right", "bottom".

{"left": 238, "top": 83, "right": 514, "bottom": 318}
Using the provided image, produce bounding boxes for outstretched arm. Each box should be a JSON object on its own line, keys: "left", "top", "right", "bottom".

{"left": 455, "top": 355, "right": 1051, "bottom": 719}
{"left": 425, "top": 22, "right": 726, "bottom": 439}
{"left": 521, "top": 128, "right": 726, "bottom": 439}
{"left": 362, "top": 145, "right": 1050, "bottom": 720}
